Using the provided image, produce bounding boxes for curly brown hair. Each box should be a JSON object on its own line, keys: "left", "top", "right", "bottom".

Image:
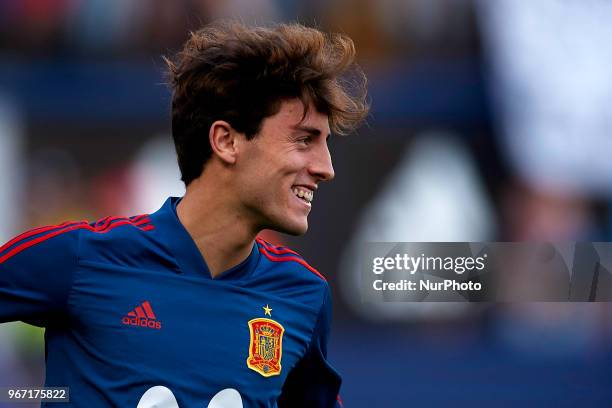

{"left": 164, "top": 21, "right": 369, "bottom": 186}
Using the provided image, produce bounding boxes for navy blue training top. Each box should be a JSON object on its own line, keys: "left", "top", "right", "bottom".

{"left": 0, "top": 197, "right": 342, "bottom": 408}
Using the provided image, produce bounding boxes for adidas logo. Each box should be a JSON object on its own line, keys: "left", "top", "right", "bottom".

{"left": 122, "top": 301, "right": 162, "bottom": 330}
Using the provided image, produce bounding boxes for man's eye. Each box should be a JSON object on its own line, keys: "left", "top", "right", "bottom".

{"left": 298, "top": 136, "right": 312, "bottom": 145}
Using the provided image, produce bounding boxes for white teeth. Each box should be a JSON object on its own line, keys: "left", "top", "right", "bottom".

{"left": 293, "top": 187, "right": 313, "bottom": 203}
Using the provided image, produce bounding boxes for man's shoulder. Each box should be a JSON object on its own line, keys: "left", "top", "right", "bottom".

{"left": 77, "top": 213, "right": 170, "bottom": 269}
{"left": 0, "top": 220, "right": 84, "bottom": 266}
{"left": 0, "top": 213, "right": 157, "bottom": 269}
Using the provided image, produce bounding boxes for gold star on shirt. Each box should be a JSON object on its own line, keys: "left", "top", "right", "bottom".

{"left": 263, "top": 304, "right": 272, "bottom": 316}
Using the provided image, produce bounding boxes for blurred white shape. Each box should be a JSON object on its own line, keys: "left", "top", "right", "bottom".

{"left": 137, "top": 386, "right": 179, "bottom": 408}
{"left": 353, "top": 132, "right": 494, "bottom": 242}
{"left": 0, "top": 95, "right": 23, "bottom": 240}
{"left": 128, "top": 135, "right": 185, "bottom": 214}
{"left": 0, "top": 324, "right": 34, "bottom": 390}
{"left": 207, "top": 388, "right": 243, "bottom": 408}
{"left": 0, "top": 96, "right": 31, "bottom": 387}
{"left": 478, "top": 0, "right": 612, "bottom": 196}
{"left": 340, "top": 132, "right": 495, "bottom": 321}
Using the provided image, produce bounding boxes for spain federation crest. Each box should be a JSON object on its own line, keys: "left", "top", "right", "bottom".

{"left": 247, "top": 318, "right": 284, "bottom": 377}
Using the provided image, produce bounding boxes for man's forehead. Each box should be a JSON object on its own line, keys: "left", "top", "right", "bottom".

{"left": 280, "top": 99, "right": 330, "bottom": 134}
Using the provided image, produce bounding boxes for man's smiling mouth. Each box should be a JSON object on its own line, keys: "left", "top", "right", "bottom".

{"left": 292, "top": 186, "right": 313, "bottom": 203}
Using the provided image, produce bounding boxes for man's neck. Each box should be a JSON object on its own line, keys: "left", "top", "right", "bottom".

{"left": 176, "top": 179, "right": 256, "bottom": 278}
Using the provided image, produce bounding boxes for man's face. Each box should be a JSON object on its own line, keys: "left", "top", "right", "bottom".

{"left": 234, "top": 99, "right": 335, "bottom": 235}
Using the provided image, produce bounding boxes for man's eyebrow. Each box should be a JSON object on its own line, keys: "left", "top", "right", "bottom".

{"left": 293, "top": 125, "right": 331, "bottom": 138}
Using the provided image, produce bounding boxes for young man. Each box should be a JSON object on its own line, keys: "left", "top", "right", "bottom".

{"left": 0, "top": 22, "right": 368, "bottom": 407}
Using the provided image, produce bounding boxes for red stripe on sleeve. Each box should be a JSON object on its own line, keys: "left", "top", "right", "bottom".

{"left": 95, "top": 216, "right": 129, "bottom": 232}
{"left": 93, "top": 219, "right": 150, "bottom": 233}
{"left": 0, "top": 221, "right": 85, "bottom": 255}
{"left": 259, "top": 247, "right": 327, "bottom": 281}
{"left": 132, "top": 218, "right": 152, "bottom": 227}
{"left": 255, "top": 238, "right": 300, "bottom": 256}
{"left": 95, "top": 216, "right": 151, "bottom": 232}
{"left": 94, "top": 216, "right": 111, "bottom": 228}
{"left": 130, "top": 214, "right": 149, "bottom": 222}
{"left": 0, "top": 216, "right": 154, "bottom": 264}
{"left": 0, "top": 223, "right": 88, "bottom": 264}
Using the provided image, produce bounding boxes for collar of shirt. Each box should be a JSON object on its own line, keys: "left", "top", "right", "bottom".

{"left": 149, "top": 197, "right": 260, "bottom": 281}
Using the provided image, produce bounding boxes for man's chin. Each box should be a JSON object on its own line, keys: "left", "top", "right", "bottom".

{"left": 268, "top": 219, "right": 308, "bottom": 236}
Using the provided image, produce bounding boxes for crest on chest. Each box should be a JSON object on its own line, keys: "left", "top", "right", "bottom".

{"left": 246, "top": 318, "right": 284, "bottom": 377}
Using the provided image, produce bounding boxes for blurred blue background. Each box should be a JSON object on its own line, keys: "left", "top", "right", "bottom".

{"left": 1, "top": 0, "right": 612, "bottom": 407}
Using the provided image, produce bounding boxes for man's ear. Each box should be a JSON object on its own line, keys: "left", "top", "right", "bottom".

{"left": 209, "top": 120, "right": 239, "bottom": 164}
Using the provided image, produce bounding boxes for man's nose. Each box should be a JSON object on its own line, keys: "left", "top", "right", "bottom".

{"left": 309, "top": 143, "right": 335, "bottom": 182}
